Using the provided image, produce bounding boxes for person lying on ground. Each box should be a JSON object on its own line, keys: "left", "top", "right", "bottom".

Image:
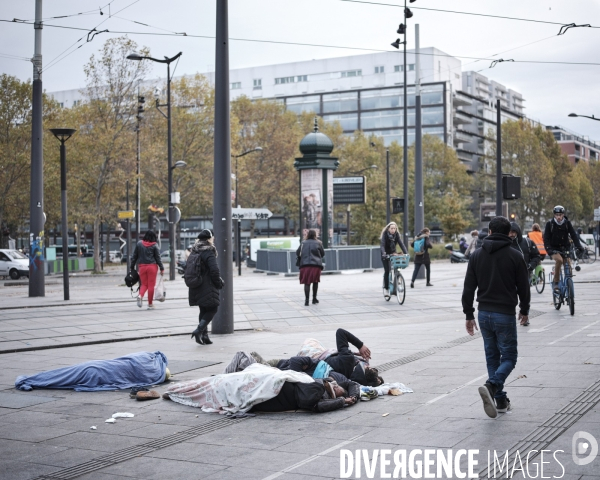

{"left": 251, "top": 376, "right": 360, "bottom": 413}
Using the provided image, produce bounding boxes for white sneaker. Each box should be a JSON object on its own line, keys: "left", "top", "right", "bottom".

{"left": 384, "top": 288, "right": 390, "bottom": 297}
{"left": 147, "top": 304, "right": 155, "bottom": 310}
{"left": 136, "top": 296, "right": 142, "bottom": 308}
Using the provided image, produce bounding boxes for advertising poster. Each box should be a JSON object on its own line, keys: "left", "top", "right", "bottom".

{"left": 301, "top": 169, "right": 322, "bottom": 239}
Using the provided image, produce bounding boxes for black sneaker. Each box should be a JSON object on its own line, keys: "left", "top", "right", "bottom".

{"left": 496, "top": 397, "right": 511, "bottom": 413}
{"left": 478, "top": 382, "right": 498, "bottom": 418}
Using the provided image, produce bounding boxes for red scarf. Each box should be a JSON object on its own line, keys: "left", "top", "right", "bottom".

{"left": 142, "top": 240, "right": 156, "bottom": 247}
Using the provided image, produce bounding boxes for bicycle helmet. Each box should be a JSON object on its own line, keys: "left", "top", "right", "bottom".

{"left": 553, "top": 205, "right": 565, "bottom": 214}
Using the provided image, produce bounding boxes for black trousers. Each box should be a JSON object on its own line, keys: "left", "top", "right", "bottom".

{"left": 199, "top": 306, "right": 218, "bottom": 325}
{"left": 411, "top": 263, "right": 430, "bottom": 283}
{"left": 382, "top": 258, "right": 390, "bottom": 289}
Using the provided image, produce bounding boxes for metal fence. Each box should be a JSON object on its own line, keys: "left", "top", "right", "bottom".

{"left": 255, "top": 246, "right": 383, "bottom": 274}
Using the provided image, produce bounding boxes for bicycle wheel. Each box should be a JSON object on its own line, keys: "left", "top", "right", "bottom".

{"left": 553, "top": 285, "right": 561, "bottom": 310}
{"left": 567, "top": 278, "right": 575, "bottom": 316}
{"left": 580, "top": 250, "right": 589, "bottom": 264}
{"left": 587, "top": 249, "right": 596, "bottom": 264}
{"left": 535, "top": 270, "right": 545, "bottom": 294}
{"left": 394, "top": 272, "right": 406, "bottom": 305}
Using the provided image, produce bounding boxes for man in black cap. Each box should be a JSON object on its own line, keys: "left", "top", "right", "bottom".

{"left": 462, "top": 216, "right": 530, "bottom": 418}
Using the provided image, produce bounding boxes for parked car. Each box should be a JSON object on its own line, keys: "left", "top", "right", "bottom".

{"left": 0, "top": 249, "right": 30, "bottom": 279}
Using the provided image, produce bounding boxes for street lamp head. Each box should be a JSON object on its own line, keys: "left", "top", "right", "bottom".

{"left": 409, "top": 0, "right": 417, "bottom": 3}
{"left": 173, "top": 161, "right": 187, "bottom": 169}
{"left": 49, "top": 128, "right": 77, "bottom": 143}
{"left": 127, "top": 53, "right": 145, "bottom": 61}
{"left": 405, "top": 7, "right": 414, "bottom": 18}
{"left": 370, "top": 165, "right": 378, "bottom": 169}
{"left": 254, "top": 147, "right": 263, "bottom": 153}
{"left": 397, "top": 23, "right": 406, "bottom": 35}
{"left": 391, "top": 39, "right": 401, "bottom": 49}
{"left": 568, "top": 113, "right": 578, "bottom": 117}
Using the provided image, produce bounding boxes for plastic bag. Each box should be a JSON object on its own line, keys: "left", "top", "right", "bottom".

{"left": 155, "top": 273, "right": 166, "bottom": 302}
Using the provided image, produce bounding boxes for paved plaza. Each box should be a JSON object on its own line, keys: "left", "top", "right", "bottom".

{"left": 0, "top": 259, "right": 599, "bottom": 479}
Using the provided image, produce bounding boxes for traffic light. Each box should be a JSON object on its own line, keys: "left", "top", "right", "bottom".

{"left": 137, "top": 96, "right": 145, "bottom": 115}
{"left": 510, "top": 213, "right": 516, "bottom": 221}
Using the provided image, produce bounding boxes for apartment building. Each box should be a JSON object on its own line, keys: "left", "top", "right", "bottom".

{"left": 546, "top": 125, "right": 600, "bottom": 164}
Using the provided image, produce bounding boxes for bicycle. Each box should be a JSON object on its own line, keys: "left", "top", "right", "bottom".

{"left": 575, "top": 246, "right": 596, "bottom": 265}
{"left": 529, "top": 264, "right": 545, "bottom": 294}
{"left": 548, "top": 250, "right": 575, "bottom": 316}
{"left": 383, "top": 254, "right": 410, "bottom": 305}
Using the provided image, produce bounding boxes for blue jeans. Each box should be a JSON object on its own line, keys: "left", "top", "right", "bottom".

{"left": 478, "top": 311, "right": 518, "bottom": 399}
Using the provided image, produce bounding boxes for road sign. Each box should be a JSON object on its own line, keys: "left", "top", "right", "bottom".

{"left": 165, "top": 206, "right": 181, "bottom": 224}
{"left": 594, "top": 207, "right": 600, "bottom": 221}
{"left": 333, "top": 176, "right": 366, "bottom": 204}
{"left": 232, "top": 208, "right": 273, "bottom": 220}
{"left": 392, "top": 198, "right": 404, "bottom": 214}
{"left": 117, "top": 210, "right": 135, "bottom": 219}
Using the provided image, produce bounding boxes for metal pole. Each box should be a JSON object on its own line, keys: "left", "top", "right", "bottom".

{"left": 402, "top": 0, "right": 409, "bottom": 247}
{"left": 346, "top": 205, "right": 351, "bottom": 246}
{"left": 126, "top": 181, "right": 131, "bottom": 271}
{"left": 235, "top": 156, "right": 239, "bottom": 272}
{"left": 59, "top": 141, "right": 69, "bottom": 301}
{"left": 496, "top": 99, "right": 503, "bottom": 218}
{"left": 322, "top": 169, "right": 329, "bottom": 248}
{"left": 386, "top": 149, "right": 390, "bottom": 224}
{"left": 100, "top": 222, "right": 104, "bottom": 270}
{"left": 212, "top": 0, "right": 233, "bottom": 334}
{"left": 238, "top": 220, "right": 242, "bottom": 276}
{"left": 167, "top": 62, "right": 175, "bottom": 281}
{"left": 414, "top": 24, "right": 425, "bottom": 280}
{"left": 29, "top": 0, "right": 45, "bottom": 297}
{"left": 136, "top": 110, "right": 141, "bottom": 241}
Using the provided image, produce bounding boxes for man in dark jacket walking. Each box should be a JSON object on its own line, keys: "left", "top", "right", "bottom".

{"left": 509, "top": 222, "right": 540, "bottom": 272}
{"left": 462, "top": 216, "right": 530, "bottom": 418}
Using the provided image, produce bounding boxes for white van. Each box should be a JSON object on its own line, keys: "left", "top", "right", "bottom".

{"left": 0, "top": 249, "right": 30, "bottom": 280}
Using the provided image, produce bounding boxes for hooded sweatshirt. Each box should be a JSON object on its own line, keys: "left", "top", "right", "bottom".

{"left": 462, "top": 233, "right": 530, "bottom": 320}
{"left": 510, "top": 222, "right": 540, "bottom": 270}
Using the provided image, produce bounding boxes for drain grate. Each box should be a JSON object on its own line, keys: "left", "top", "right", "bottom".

{"left": 35, "top": 416, "right": 246, "bottom": 480}
{"left": 375, "top": 333, "right": 482, "bottom": 373}
{"left": 478, "top": 378, "right": 600, "bottom": 479}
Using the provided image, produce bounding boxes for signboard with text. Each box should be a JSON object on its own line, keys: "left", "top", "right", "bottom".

{"left": 333, "top": 176, "right": 366, "bottom": 204}
{"left": 232, "top": 208, "right": 273, "bottom": 220}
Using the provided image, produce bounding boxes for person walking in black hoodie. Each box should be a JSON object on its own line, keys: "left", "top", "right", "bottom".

{"left": 296, "top": 229, "right": 325, "bottom": 306}
{"left": 188, "top": 230, "right": 224, "bottom": 345}
{"left": 410, "top": 228, "right": 433, "bottom": 288}
{"left": 462, "top": 216, "right": 530, "bottom": 418}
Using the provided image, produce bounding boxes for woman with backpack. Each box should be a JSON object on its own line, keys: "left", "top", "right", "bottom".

{"left": 130, "top": 231, "right": 164, "bottom": 310}
{"left": 296, "top": 229, "right": 325, "bottom": 306}
{"left": 380, "top": 222, "right": 408, "bottom": 297}
{"left": 187, "top": 230, "right": 224, "bottom": 345}
{"left": 410, "top": 228, "right": 433, "bottom": 288}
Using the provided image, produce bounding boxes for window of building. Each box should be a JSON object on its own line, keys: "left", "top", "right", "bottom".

{"left": 253, "top": 79, "right": 262, "bottom": 90}
{"left": 59, "top": 102, "right": 64, "bottom": 108}
{"left": 394, "top": 65, "right": 402, "bottom": 72}
{"left": 322, "top": 92, "right": 358, "bottom": 113}
{"left": 408, "top": 64, "right": 415, "bottom": 71}
{"left": 375, "top": 66, "right": 384, "bottom": 74}
{"left": 230, "top": 82, "right": 241, "bottom": 89}
{"left": 341, "top": 69, "right": 362, "bottom": 78}
{"left": 361, "top": 110, "right": 402, "bottom": 129}
{"left": 285, "top": 95, "right": 320, "bottom": 114}
{"left": 361, "top": 88, "right": 401, "bottom": 110}
{"left": 73, "top": 100, "right": 80, "bottom": 107}
{"left": 322, "top": 113, "right": 358, "bottom": 131}
{"left": 275, "top": 76, "right": 295, "bottom": 85}
{"left": 422, "top": 107, "right": 444, "bottom": 125}
{"left": 297, "top": 75, "right": 308, "bottom": 82}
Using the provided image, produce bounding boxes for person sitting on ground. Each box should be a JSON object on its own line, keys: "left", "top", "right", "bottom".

{"left": 251, "top": 376, "right": 360, "bottom": 413}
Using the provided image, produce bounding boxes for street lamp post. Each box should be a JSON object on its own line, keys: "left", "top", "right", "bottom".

{"left": 569, "top": 113, "right": 600, "bottom": 122}
{"left": 127, "top": 51, "right": 182, "bottom": 281}
{"left": 233, "top": 147, "right": 263, "bottom": 276}
{"left": 49, "top": 128, "right": 77, "bottom": 301}
{"left": 392, "top": 0, "right": 416, "bottom": 247}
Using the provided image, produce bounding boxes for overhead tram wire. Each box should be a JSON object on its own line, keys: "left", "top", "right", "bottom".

{"left": 2, "top": 19, "right": 600, "bottom": 68}
{"left": 339, "top": 0, "right": 600, "bottom": 29}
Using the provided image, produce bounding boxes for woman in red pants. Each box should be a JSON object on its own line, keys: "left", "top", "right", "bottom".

{"left": 130, "top": 231, "right": 164, "bottom": 310}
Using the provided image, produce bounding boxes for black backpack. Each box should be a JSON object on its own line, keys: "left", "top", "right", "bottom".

{"left": 184, "top": 252, "right": 204, "bottom": 288}
{"left": 125, "top": 269, "right": 139, "bottom": 288}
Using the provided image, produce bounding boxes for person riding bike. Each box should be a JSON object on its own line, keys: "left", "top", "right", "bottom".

{"left": 527, "top": 223, "right": 547, "bottom": 261}
{"left": 509, "top": 222, "right": 540, "bottom": 274}
{"left": 380, "top": 222, "right": 408, "bottom": 297}
{"left": 543, "top": 206, "right": 583, "bottom": 292}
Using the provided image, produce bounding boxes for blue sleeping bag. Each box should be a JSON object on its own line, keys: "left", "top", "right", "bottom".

{"left": 15, "top": 351, "right": 168, "bottom": 392}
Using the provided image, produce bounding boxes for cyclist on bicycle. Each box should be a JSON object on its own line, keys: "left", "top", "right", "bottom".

{"left": 380, "top": 222, "right": 408, "bottom": 297}
{"left": 543, "top": 205, "right": 583, "bottom": 292}
{"left": 509, "top": 222, "right": 540, "bottom": 274}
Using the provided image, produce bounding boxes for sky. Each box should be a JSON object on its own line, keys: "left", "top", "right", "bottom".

{"left": 1, "top": 0, "right": 600, "bottom": 140}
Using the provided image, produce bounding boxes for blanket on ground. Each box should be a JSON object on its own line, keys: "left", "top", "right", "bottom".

{"left": 15, "top": 351, "right": 168, "bottom": 392}
{"left": 165, "top": 363, "right": 314, "bottom": 414}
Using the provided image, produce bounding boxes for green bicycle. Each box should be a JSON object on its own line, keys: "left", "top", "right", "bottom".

{"left": 529, "top": 264, "right": 545, "bottom": 294}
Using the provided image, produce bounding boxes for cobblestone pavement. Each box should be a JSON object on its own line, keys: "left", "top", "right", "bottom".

{"left": 0, "top": 260, "right": 599, "bottom": 479}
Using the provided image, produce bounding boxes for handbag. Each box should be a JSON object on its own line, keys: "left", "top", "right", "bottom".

{"left": 154, "top": 273, "right": 166, "bottom": 302}
{"left": 296, "top": 243, "right": 303, "bottom": 267}
{"left": 125, "top": 269, "right": 140, "bottom": 297}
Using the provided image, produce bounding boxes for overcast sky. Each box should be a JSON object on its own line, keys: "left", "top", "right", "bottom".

{"left": 1, "top": 0, "right": 599, "bottom": 140}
